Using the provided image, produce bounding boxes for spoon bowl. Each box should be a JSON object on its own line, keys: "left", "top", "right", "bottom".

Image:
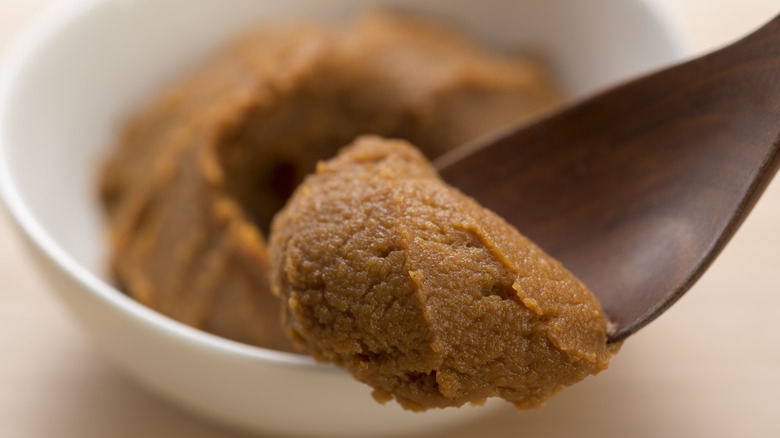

{"left": 439, "top": 14, "right": 780, "bottom": 343}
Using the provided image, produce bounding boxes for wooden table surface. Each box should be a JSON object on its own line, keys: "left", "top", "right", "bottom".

{"left": 1, "top": 1, "right": 779, "bottom": 437}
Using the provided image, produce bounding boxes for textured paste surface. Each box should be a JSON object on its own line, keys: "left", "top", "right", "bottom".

{"left": 269, "top": 137, "right": 611, "bottom": 411}
{"left": 99, "top": 13, "right": 559, "bottom": 350}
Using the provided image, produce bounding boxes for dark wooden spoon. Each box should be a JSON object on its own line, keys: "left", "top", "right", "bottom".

{"left": 437, "top": 14, "right": 780, "bottom": 344}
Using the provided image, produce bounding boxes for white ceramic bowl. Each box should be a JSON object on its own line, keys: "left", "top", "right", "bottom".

{"left": 0, "top": 0, "right": 688, "bottom": 436}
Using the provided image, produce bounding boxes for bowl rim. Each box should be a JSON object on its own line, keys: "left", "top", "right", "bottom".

{"left": 0, "top": 0, "right": 691, "bottom": 370}
{"left": 0, "top": 0, "right": 322, "bottom": 369}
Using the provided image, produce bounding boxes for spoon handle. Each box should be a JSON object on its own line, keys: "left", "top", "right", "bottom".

{"left": 440, "top": 14, "right": 780, "bottom": 343}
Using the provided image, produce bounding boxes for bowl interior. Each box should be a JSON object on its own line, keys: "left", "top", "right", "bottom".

{"left": 0, "top": 0, "right": 686, "bottom": 355}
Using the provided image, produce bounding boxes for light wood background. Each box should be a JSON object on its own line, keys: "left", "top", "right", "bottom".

{"left": 1, "top": 1, "right": 779, "bottom": 437}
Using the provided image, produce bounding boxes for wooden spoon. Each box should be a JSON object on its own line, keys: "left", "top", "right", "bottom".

{"left": 437, "top": 14, "right": 780, "bottom": 344}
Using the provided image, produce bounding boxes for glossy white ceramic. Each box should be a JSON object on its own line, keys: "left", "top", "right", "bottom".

{"left": 0, "top": 0, "right": 687, "bottom": 436}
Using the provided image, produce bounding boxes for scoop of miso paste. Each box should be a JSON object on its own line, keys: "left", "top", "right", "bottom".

{"left": 268, "top": 136, "right": 612, "bottom": 411}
